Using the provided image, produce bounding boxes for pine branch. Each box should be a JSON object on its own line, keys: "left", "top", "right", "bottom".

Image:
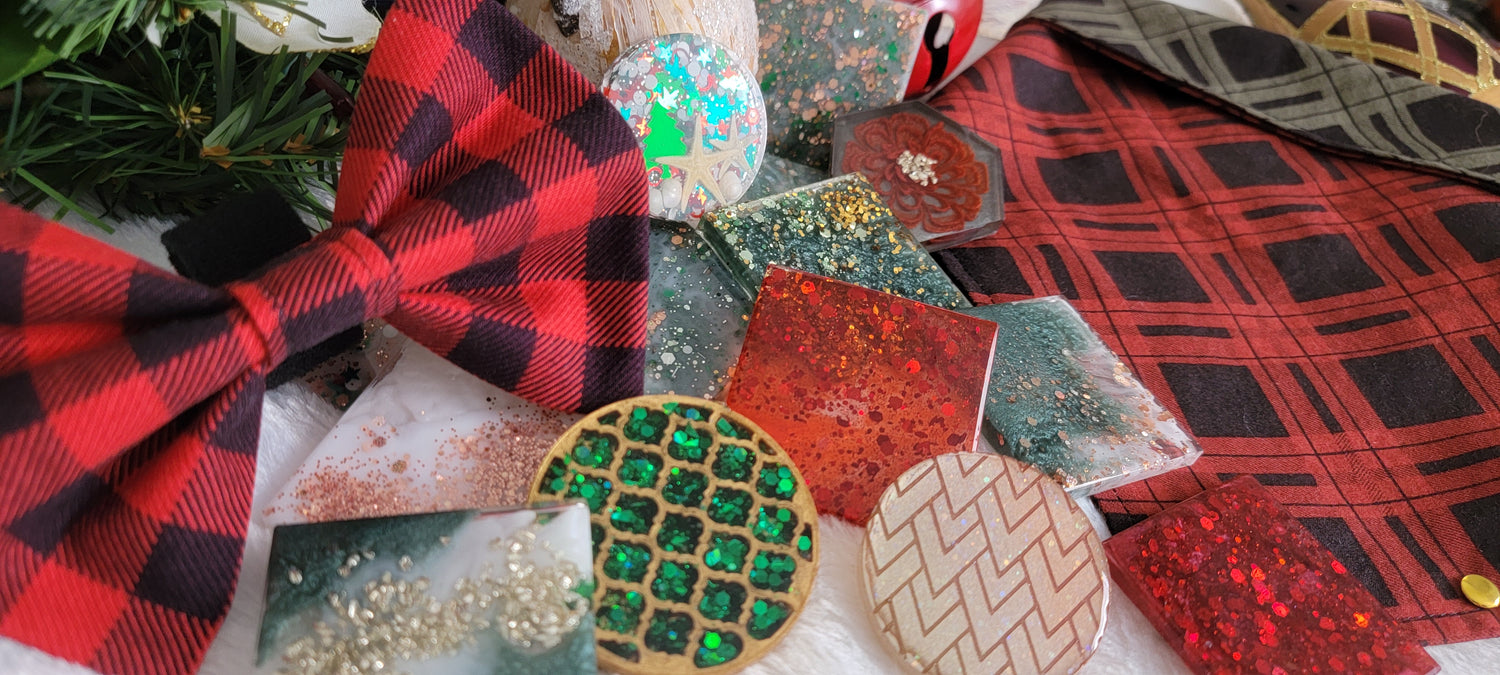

{"left": 0, "top": 11, "right": 365, "bottom": 229}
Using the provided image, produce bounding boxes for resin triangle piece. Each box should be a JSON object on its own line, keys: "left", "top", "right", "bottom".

{"left": 724, "top": 266, "right": 997, "bottom": 523}
{"left": 863, "top": 453, "right": 1109, "bottom": 674}
{"left": 258, "top": 502, "right": 597, "bottom": 674}
{"left": 700, "top": 173, "right": 969, "bottom": 309}
{"left": 645, "top": 219, "right": 752, "bottom": 399}
{"left": 263, "top": 344, "right": 579, "bottom": 525}
{"left": 1104, "top": 476, "right": 1439, "bottom": 675}
{"left": 962, "top": 296, "right": 1202, "bottom": 497}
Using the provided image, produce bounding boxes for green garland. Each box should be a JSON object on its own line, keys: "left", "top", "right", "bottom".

{"left": 1, "top": 3, "right": 366, "bottom": 230}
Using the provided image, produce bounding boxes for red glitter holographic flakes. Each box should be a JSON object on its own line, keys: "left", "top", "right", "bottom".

{"left": 1103, "top": 476, "right": 1438, "bottom": 675}
{"left": 723, "top": 265, "right": 997, "bottom": 523}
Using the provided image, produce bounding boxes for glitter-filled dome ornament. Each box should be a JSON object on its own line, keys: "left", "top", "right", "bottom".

{"left": 507, "top": 0, "right": 759, "bottom": 85}
{"left": 530, "top": 396, "right": 818, "bottom": 675}
{"left": 898, "top": 0, "right": 982, "bottom": 98}
{"left": 602, "top": 34, "right": 767, "bottom": 222}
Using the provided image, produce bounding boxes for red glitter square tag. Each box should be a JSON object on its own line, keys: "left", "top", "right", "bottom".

{"left": 1104, "top": 476, "right": 1438, "bottom": 675}
{"left": 724, "top": 265, "right": 997, "bottom": 523}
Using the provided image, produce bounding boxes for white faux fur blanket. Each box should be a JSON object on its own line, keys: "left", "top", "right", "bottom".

{"left": 8, "top": 2, "right": 1500, "bottom": 671}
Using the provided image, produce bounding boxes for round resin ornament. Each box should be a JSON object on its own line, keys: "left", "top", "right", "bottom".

{"left": 530, "top": 395, "right": 818, "bottom": 674}
{"left": 601, "top": 33, "right": 766, "bottom": 221}
{"left": 506, "top": 0, "right": 760, "bottom": 84}
{"left": 862, "top": 453, "right": 1108, "bottom": 674}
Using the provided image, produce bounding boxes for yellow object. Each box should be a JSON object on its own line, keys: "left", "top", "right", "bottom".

{"left": 1237, "top": 0, "right": 1500, "bottom": 107}
{"left": 1461, "top": 574, "right": 1500, "bottom": 609}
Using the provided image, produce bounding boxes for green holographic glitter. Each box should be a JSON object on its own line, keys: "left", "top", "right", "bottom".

{"left": 747, "top": 599, "right": 793, "bottom": 639}
{"left": 698, "top": 579, "right": 747, "bottom": 622}
{"left": 645, "top": 220, "right": 751, "bottom": 399}
{"left": 700, "top": 174, "right": 967, "bottom": 308}
{"left": 961, "top": 297, "right": 1202, "bottom": 497}
{"left": 694, "top": 630, "right": 743, "bottom": 667}
{"left": 754, "top": 0, "right": 926, "bottom": 169}
{"left": 643, "top": 610, "right": 694, "bottom": 655}
{"left": 650, "top": 560, "right": 699, "bottom": 603}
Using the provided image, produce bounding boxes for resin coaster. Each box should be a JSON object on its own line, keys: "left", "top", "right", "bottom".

{"left": 700, "top": 173, "right": 968, "bottom": 309}
{"left": 258, "top": 502, "right": 596, "bottom": 674}
{"left": 961, "top": 297, "right": 1202, "bottom": 497}
{"left": 262, "top": 344, "right": 579, "bottom": 525}
{"left": 1104, "top": 476, "right": 1438, "bottom": 675}
{"left": 529, "top": 395, "right": 818, "bottom": 674}
{"left": 832, "top": 102, "right": 1002, "bottom": 250}
{"left": 646, "top": 219, "right": 751, "bottom": 399}
{"left": 740, "top": 154, "right": 828, "bottom": 202}
{"left": 756, "top": 0, "right": 926, "bottom": 169}
{"left": 724, "top": 266, "right": 996, "bottom": 523}
{"left": 863, "top": 453, "right": 1109, "bottom": 674}
{"left": 602, "top": 33, "right": 766, "bottom": 221}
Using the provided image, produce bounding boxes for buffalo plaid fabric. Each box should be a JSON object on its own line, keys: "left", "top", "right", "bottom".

{"left": 0, "top": 0, "right": 648, "bottom": 671}
{"left": 933, "top": 0, "right": 1500, "bottom": 644}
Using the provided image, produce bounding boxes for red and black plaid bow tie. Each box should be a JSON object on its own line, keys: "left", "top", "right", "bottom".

{"left": 0, "top": 1, "right": 648, "bottom": 672}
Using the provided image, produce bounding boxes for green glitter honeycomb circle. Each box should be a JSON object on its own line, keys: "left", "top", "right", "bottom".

{"left": 530, "top": 396, "right": 819, "bottom": 675}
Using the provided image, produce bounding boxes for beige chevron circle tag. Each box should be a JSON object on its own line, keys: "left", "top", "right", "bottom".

{"left": 861, "top": 453, "right": 1108, "bottom": 674}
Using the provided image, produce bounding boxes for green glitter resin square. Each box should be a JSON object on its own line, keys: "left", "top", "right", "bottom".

{"left": 698, "top": 578, "right": 747, "bottom": 622}
{"left": 711, "top": 445, "right": 754, "bottom": 482}
{"left": 609, "top": 494, "right": 659, "bottom": 535}
{"left": 667, "top": 424, "right": 710, "bottom": 463}
{"left": 752, "top": 506, "right": 798, "bottom": 545}
{"left": 704, "top": 532, "right": 750, "bottom": 572}
{"left": 694, "top": 630, "right": 743, "bottom": 667}
{"left": 650, "top": 560, "right": 699, "bottom": 603}
{"left": 749, "top": 551, "right": 797, "bottom": 592}
{"left": 662, "top": 468, "right": 709, "bottom": 507}
{"left": 755, "top": 463, "right": 798, "bottom": 501}
{"left": 754, "top": 0, "right": 925, "bottom": 169}
{"left": 748, "top": 599, "right": 793, "bottom": 640}
{"left": 603, "top": 542, "right": 653, "bottom": 583}
{"left": 617, "top": 449, "right": 664, "bottom": 488}
{"left": 700, "top": 174, "right": 966, "bottom": 309}
{"left": 961, "top": 297, "right": 1203, "bottom": 497}
{"left": 706, "top": 488, "right": 755, "bottom": 526}
{"left": 644, "top": 610, "right": 695, "bottom": 654}
{"left": 598, "top": 588, "right": 645, "bottom": 634}
{"left": 656, "top": 513, "right": 704, "bottom": 554}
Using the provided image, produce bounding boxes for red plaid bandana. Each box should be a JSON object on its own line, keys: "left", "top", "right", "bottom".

{"left": 931, "top": 7, "right": 1500, "bottom": 644}
{"left": 0, "top": 1, "right": 648, "bottom": 672}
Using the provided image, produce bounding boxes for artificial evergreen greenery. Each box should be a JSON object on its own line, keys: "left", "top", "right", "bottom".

{"left": 1, "top": 2, "right": 367, "bottom": 230}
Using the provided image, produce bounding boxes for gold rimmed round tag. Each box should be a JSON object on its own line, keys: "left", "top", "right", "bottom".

{"left": 862, "top": 453, "right": 1108, "bottom": 674}
{"left": 529, "top": 395, "right": 818, "bottom": 674}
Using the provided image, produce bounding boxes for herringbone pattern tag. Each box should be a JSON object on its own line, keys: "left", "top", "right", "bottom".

{"left": 861, "top": 453, "right": 1108, "bottom": 674}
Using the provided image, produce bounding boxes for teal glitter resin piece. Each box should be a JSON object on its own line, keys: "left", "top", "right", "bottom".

{"left": 258, "top": 503, "right": 596, "bottom": 674}
{"left": 755, "top": 0, "right": 927, "bottom": 169}
{"left": 646, "top": 219, "right": 752, "bottom": 398}
{"left": 700, "top": 173, "right": 968, "bottom": 309}
{"left": 963, "top": 296, "right": 1203, "bottom": 496}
